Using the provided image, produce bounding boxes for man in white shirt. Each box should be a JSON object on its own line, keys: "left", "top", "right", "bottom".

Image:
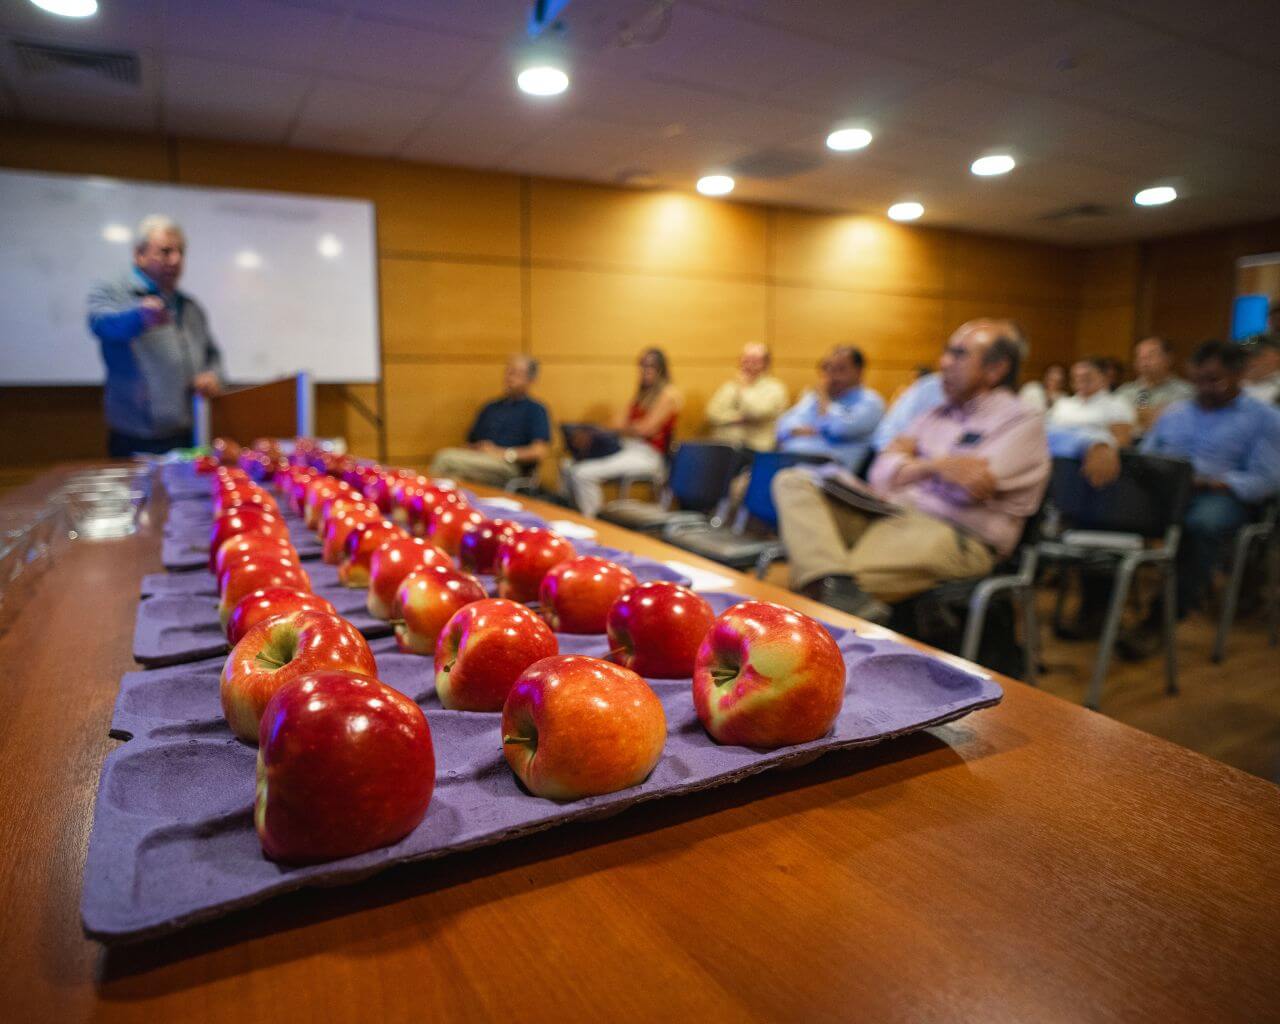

{"left": 1046, "top": 357, "right": 1136, "bottom": 487}
{"left": 704, "top": 343, "right": 789, "bottom": 450}
{"left": 1114, "top": 336, "right": 1193, "bottom": 435}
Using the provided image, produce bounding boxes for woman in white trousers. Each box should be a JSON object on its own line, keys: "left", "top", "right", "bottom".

{"left": 562, "top": 348, "right": 682, "bottom": 518}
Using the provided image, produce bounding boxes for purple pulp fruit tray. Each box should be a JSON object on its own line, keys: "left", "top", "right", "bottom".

{"left": 86, "top": 599, "right": 1001, "bottom": 943}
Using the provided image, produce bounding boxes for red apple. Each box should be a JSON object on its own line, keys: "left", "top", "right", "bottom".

{"left": 338, "top": 519, "right": 410, "bottom": 588}
{"left": 606, "top": 581, "right": 715, "bottom": 679}
{"left": 212, "top": 437, "right": 241, "bottom": 465}
{"left": 220, "top": 610, "right": 376, "bottom": 743}
{"left": 427, "top": 503, "right": 484, "bottom": 557}
{"left": 692, "top": 601, "right": 846, "bottom": 747}
{"left": 393, "top": 564, "right": 486, "bottom": 655}
{"left": 218, "top": 556, "right": 312, "bottom": 626}
{"left": 458, "top": 517, "right": 521, "bottom": 574}
{"left": 213, "top": 533, "right": 297, "bottom": 578}
{"left": 540, "top": 556, "right": 638, "bottom": 634}
{"left": 319, "top": 492, "right": 373, "bottom": 532}
{"left": 367, "top": 536, "right": 451, "bottom": 621}
{"left": 227, "top": 586, "right": 338, "bottom": 645}
{"left": 255, "top": 670, "right": 436, "bottom": 864}
{"left": 322, "top": 504, "right": 383, "bottom": 564}
{"left": 284, "top": 469, "right": 319, "bottom": 514}
{"left": 212, "top": 487, "right": 276, "bottom": 517}
{"left": 434, "top": 598, "right": 558, "bottom": 712}
{"left": 495, "top": 529, "right": 575, "bottom": 603}
{"left": 406, "top": 484, "right": 458, "bottom": 537}
{"left": 195, "top": 454, "right": 219, "bottom": 474}
{"left": 502, "top": 655, "right": 666, "bottom": 800}
{"left": 209, "top": 507, "right": 290, "bottom": 571}
{"left": 389, "top": 475, "right": 432, "bottom": 527}
{"left": 303, "top": 477, "right": 354, "bottom": 530}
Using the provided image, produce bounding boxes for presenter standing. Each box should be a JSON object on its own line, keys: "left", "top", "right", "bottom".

{"left": 87, "top": 215, "right": 223, "bottom": 456}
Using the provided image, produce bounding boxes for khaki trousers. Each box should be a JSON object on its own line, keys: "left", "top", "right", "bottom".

{"left": 772, "top": 467, "right": 996, "bottom": 603}
{"left": 430, "top": 447, "right": 519, "bottom": 488}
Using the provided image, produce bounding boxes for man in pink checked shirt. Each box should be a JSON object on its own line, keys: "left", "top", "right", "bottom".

{"left": 773, "top": 320, "right": 1050, "bottom": 624}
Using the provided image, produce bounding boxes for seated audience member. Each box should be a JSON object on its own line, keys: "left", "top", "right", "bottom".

{"left": 1114, "top": 336, "right": 1193, "bottom": 434}
{"left": 561, "top": 347, "right": 682, "bottom": 518}
{"left": 776, "top": 346, "right": 884, "bottom": 470}
{"left": 873, "top": 319, "right": 1028, "bottom": 452}
{"left": 773, "top": 321, "right": 1050, "bottom": 623}
{"left": 1019, "top": 362, "right": 1069, "bottom": 413}
{"left": 1100, "top": 356, "right": 1125, "bottom": 392}
{"left": 1047, "top": 356, "right": 1136, "bottom": 448}
{"left": 1139, "top": 339, "right": 1280, "bottom": 617}
{"left": 1243, "top": 335, "right": 1280, "bottom": 405}
{"left": 430, "top": 355, "right": 550, "bottom": 486}
{"left": 704, "top": 342, "right": 789, "bottom": 451}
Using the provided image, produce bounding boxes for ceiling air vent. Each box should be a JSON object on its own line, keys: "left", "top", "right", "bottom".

{"left": 11, "top": 40, "right": 141, "bottom": 87}
{"left": 731, "top": 148, "right": 822, "bottom": 181}
{"left": 1037, "top": 203, "right": 1111, "bottom": 222}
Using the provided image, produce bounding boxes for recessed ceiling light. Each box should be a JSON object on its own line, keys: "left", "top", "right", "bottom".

{"left": 235, "top": 250, "right": 263, "bottom": 270}
{"left": 101, "top": 223, "right": 131, "bottom": 244}
{"left": 1134, "top": 185, "right": 1177, "bottom": 206}
{"left": 971, "top": 154, "right": 1016, "bottom": 176}
{"left": 517, "top": 65, "right": 569, "bottom": 97}
{"left": 696, "top": 174, "right": 735, "bottom": 196}
{"left": 29, "top": 0, "right": 97, "bottom": 16}
{"left": 887, "top": 202, "right": 924, "bottom": 222}
{"left": 826, "top": 127, "right": 873, "bottom": 152}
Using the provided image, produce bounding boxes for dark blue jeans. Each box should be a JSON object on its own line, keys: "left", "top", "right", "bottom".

{"left": 1177, "top": 491, "right": 1249, "bottom": 615}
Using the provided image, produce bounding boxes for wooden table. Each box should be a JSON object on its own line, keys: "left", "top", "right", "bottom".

{"left": 2, "top": 465, "right": 1278, "bottom": 1023}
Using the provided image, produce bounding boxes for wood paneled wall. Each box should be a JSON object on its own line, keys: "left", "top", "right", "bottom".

{"left": 0, "top": 120, "right": 1122, "bottom": 469}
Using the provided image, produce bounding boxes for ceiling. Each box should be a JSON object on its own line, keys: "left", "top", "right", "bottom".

{"left": 2, "top": 0, "right": 1278, "bottom": 245}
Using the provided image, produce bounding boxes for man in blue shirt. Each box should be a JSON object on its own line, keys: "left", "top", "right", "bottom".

{"left": 776, "top": 346, "right": 884, "bottom": 470}
{"left": 871, "top": 371, "right": 944, "bottom": 452}
{"left": 430, "top": 355, "right": 551, "bottom": 487}
{"left": 1141, "top": 339, "right": 1280, "bottom": 615}
{"left": 87, "top": 215, "right": 223, "bottom": 456}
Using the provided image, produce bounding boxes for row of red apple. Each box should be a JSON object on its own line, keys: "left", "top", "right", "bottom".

{"left": 194, "top": 455, "right": 847, "bottom": 865}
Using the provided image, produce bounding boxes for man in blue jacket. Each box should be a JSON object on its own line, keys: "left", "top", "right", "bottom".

{"left": 87, "top": 215, "right": 223, "bottom": 456}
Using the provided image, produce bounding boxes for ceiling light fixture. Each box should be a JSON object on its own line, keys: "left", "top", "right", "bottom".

{"left": 235, "top": 250, "right": 263, "bottom": 270}
{"left": 1134, "top": 185, "right": 1177, "bottom": 206}
{"left": 517, "top": 64, "right": 569, "bottom": 96}
{"left": 826, "top": 127, "right": 873, "bottom": 152}
{"left": 317, "top": 234, "right": 343, "bottom": 259}
{"left": 887, "top": 201, "right": 924, "bottom": 222}
{"left": 971, "top": 154, "right": 1016, "bottom": 176}
{"left": 29, "top": 0, "right": 97, "bottom": 16}
{"left": 101, "top": 223, "right": 131, "bottom": 244}
{"left": 696, "top": 174, "right": 735, "bottom": 197}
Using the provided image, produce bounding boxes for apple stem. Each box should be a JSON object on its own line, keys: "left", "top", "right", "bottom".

{"left": 502, "top": 734, "right": 532, "bottom": 746}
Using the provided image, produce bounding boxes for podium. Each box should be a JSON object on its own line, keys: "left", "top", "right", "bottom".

{"left": 193, "top": 373, "right": 313, "bottom": 446}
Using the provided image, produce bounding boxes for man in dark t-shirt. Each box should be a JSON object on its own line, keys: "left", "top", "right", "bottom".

{"left": 430, "top": 355, "right": 551, "bottom": 486}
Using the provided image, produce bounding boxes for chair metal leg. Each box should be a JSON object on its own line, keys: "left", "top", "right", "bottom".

{"left": 1212, "top": 529, "right": 1254, "bottom": 663}
{"left": 1162, "top": 563, "right": 1179, "bottom": 696}
{"left": 1085, "top": 557, "right": 1139, "bottom": 711}
{"left": 1021, "top": 585, "right": 1040, "bottom": 686}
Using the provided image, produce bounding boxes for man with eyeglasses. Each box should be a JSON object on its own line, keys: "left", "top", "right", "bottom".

{"left": 773, "top": 320, "right": 1049, "bottom": 623}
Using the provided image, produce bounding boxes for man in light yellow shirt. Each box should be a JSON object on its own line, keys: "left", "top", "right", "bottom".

{"left": 705, "top": 342, "right": 789, "bottom": 451}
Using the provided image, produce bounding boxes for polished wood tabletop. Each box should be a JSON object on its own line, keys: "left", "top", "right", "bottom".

{"left": 2, "top": 465, "right": 1278, "bottom": 1023}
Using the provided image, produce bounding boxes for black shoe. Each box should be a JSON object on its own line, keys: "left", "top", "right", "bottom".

{"left": 799, "top": 576, "right": 891, "bottom": 625}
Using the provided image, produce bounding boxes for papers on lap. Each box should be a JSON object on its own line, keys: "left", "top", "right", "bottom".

{"left": 808, "top": 463, "right": 905, "bottom": 518}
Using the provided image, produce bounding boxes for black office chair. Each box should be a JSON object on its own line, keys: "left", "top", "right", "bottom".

{"left": 663, "top": 451, "right": 820, "bottom": 577}
{"left": 1212, "top": 498, "right": 1279, "bottom": 663}
{"left": 1036, "top": 452, "right": 1194, "bottom": 710}
{"left": 888, "top": 510, "right": 1044, "bottom": 683}
{"left": 599, "top": 442, "right": 738, "bottom": 534}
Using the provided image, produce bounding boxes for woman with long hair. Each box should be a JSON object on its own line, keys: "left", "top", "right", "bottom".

{"left": 562, "top": 347, "right": 682, "bottom": 518}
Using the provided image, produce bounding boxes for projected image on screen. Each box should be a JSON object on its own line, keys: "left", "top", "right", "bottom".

{"left": 0, "top": 169, "right": 380, "bottom": 386}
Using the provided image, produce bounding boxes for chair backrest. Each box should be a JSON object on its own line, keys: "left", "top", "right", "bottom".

{"left": 666, "top": 442, "right": 739, "bottom": 513}
{"left": 1048, "top": 452, "right": 1194, "bottom": 540}
{"left": 741, "top": 451, "right": 825, "bottom": 531}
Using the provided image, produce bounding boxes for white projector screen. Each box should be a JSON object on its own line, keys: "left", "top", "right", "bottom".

{"left": 0, "top": 168, "right": 380, "bottom": 385}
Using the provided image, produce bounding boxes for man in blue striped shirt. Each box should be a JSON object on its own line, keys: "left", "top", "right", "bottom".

{"left": 1141, "top": 339, "right": 1280, "bottom": 614}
